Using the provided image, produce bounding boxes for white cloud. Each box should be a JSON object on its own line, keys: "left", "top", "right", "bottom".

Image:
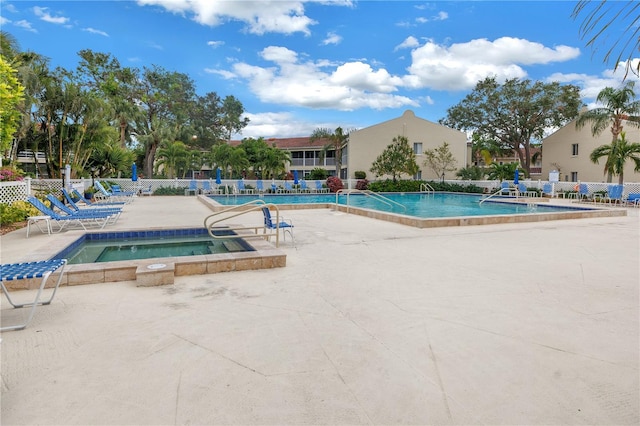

{"left": 406, "top": 37, "right": 581, "bottom": 90}
{"left": 225, "top": 46, "right": 418, "bottom": 111}
{"left": 237, "top": 111, "right": 358, "bottom": 139}
{"left": 237, "top": 112, "right": 313, "bottom": 138}
{"left": 547, "top": 58, "right": 640, "bottom": 100}
{"left": 136, "top": 0, "right": 329, "bottom": 35}
{"left": 434, "top": 11, "right": 448, "bottom": 21}
{"left": 33, "top": 6, "right": 69, "bottom": 25}
{"left": 207, "top": 40, "right": 224, "bottom": 48}
{"left": 204, "top": 68, "right": 237, "bottom": 79}
{"left": 0, "top": 16, "right": 10, "bottom": 26}
{"left": 322, "top": 31, "right": 342, "bottom": 46}
{"left": 14, "top": 20, "right": 37, "bottom": 33}
{"left": 83, "top": 28, "right": 109, "bottom": 37}
{"left": 395, "top": 36, "right": 419, "bottom": 51}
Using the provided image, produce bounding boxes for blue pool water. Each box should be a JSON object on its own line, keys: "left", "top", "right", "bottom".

{"left": 209, "top": 192, "right": 588, "bottom": 218}
{"left": 53, "top": 228, "right": 255, "bottom": 265}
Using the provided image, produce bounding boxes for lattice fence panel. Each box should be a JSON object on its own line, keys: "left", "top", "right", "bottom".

{"left": 0, "top": 181, "right": 28, "bottom": 205}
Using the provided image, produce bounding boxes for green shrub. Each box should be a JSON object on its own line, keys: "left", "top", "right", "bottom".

{"left": 153, "top": 186, "right": 185, "bottom": 195}
{"left": 368, "top": 179, "right": 484, "bottom": 194}
{"left": 309, "top": 168, "right": 328, "bottom": 180}
{"left": 354, "top": 170, "right": 367, "bottom": 179}
{"left": 0, "top": 201, "right": 39, "bottom": 226}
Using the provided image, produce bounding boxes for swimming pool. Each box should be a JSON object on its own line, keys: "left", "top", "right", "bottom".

{"left": 209, "top": 192, "right": 586, "bottom": 218}
{"left": 204, "top": 191, "right": 624, "bottom": 229}
{"left": 54, "top": 228, "right": 255, "bottom": 265}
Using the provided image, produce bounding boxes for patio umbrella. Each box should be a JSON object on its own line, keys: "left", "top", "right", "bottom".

{"left": 215, "top": 168, "right": 221, "bottom": 184}
{"left": 293, "top": 170, "right": 299, "bottom": 185}
{"left": 131, "top": 163, "right": 138, "bottom": 182}
{"left": 513, "top": 169, "right": 519, "bottom": 185}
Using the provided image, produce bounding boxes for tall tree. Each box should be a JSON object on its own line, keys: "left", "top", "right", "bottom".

{"left": 575, "top": 81, "right": 640, "bottom": 182}
{"left": 572, "top": 0, "right": 640, "bottom": 78}
{"left": 220, "top": 95, "right": 250, "bottom": 142}
{"left": 309, "top": 126, "right": 350, "bottom": 177}
{"left": 76, "top": 49, "right": 141, "bottom": 147}
{"left": 132, "top": 65, "right": 196, "bottom": 177}
{"left": 423, "top": 142, "right": 458, "bottom": 179}
{"left": 370, "top": 135, "right": 419, "bottom": 182}
{"left": 590, "top": 132, "right": 640, "bottom": 184}
{"left": 0, "top": 57, "right": 24, "bottom": 158}
{"left": 440, "top": 77, "right": 582, "bottom": 176}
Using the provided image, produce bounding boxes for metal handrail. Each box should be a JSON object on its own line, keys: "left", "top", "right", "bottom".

{"left": 479, "top": 187, "right": 512, "bottom": 204}
{"left": 420, "top": 183, "right": 435, "bottom": 193}
{"left": 335, "top": 189, "right": 407, "bottom": 213}
{"left": 203, "top": 200, "right": 288, "bottom": 247}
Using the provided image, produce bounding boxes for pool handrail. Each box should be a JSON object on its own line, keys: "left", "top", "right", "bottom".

{"left": 203, "top": 199, "right": 288, "bottom": 247}
{"left": 335, "top": 189, "right": 407, "bottom": 213}
{"left": 420, "top": 183, "right": 435, "bottom": 193}
{"left": 479, "top": 187, "right": 514, "bottom": 204}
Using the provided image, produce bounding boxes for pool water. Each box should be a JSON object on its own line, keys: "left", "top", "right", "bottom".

{"left": 209, "top": 192, "right": 587, "bottom": 218}
{"left": 54, "top": 228, "right": 255, "bottom": 265}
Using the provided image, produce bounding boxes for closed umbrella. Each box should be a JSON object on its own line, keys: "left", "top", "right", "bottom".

{"left": 132, "top": 163, "right": 138, "bottom": 182}
{"left": 215, "top": 168, "right": 221, "bottom": 184}
{"left": 513, "top": 169, "right": 519, "bottom": 185}
{"left": 293, "top": 170, "right": 299, "bottom": 185}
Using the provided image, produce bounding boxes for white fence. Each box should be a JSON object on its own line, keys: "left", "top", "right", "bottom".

{"left": 2, "top": 178, "right": 640, "bottom": 205}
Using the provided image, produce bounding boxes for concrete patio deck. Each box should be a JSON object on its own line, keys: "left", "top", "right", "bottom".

{"left": 1, "top": 196, "right": 638, "bottom": 425}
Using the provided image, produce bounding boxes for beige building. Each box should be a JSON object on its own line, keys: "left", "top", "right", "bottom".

{"left": 347, "top": 110, "right": 468, "bottom": 180}
{"left": 542, "top": 119, "right": 640, "bottom": 183}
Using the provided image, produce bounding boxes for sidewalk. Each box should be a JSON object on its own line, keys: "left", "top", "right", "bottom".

{"left": 1, "top": 196, "right": 638, "bottom": 425}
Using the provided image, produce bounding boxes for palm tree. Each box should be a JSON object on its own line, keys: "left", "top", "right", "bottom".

{"left": 155, "top": 141, "right": 190, "bottom": 178}
{"left": 261, "top": 147, "right": 290, "bottom": 179}
{"left": 309, "top": 126, "right": 351, "bottom": 177}
{"left": 572, "top": 1, "right": 640, "bottom": 78}
{"left": 590, "top": 132, "right": 640, "bottom": 184}
{"left": 575, "top": 81, "right": 640, "bottom": 182}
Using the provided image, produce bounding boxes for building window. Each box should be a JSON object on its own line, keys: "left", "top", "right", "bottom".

{"left": 413, "top": 170, "right": 422, "bottom": 180}
{"left": 571, "top": 172, "right": 578, "bottom": 182}
{"left": 571, "top": 144, "right": 579, "bottom": 156}
{"left": 413, "top": 142, "right": 423, "bottom": 155}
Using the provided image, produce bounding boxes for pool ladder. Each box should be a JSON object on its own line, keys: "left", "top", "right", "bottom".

{"left": 335, "top": 189, "right": 407, "bottom": 213}
{"left": 420, "top": 183, "right": 435, "bottom": 194}
{"left": 203, "top": 199, "right": 289, "bottom": 247}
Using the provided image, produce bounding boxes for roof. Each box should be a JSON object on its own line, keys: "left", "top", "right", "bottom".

{"left": 230, "top": 137, "right": 331, "bottom": 150}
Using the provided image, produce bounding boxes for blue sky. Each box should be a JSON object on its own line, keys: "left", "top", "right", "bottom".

{"left": 2, "top": 0, "right": 639, "bottom": 139}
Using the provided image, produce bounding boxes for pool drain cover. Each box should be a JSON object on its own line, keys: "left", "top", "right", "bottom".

{"left": 147, "top": 263, "right": 167, "bottom": 270}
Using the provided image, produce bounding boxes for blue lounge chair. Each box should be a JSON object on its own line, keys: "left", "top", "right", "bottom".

{"left": 281, "top": 181, "right": 294, "bottom": 193}
{"left": 110, "top": 184, "right": 136, "bottom": 197}
{"left": 28, "top": 196, "right": 115, "bottom": 231}
{"left": 201, "top": 180, "right": 211, "bottom": 195}
{"left": 261, "top": 207, "right": 294, "bottom": 243}
{"left": 256, "top": 180, "right": 265, "bottom": 193}
{"left": 185, "top": 180, "right": 199, "bottom": 196}
{"left": 624, "top": 193, "right": 640, "bottom": 207}
{"left": 70, "top": 189, "right": 126, "bottom": 207}
{"left": 300, "top": 180, "right": 310, "bottom": 192}
{"left": 604, "top": 184, "right": 624, "bottom": 205}
{"left": 542, "top": 183, "right": 553, "bottom": 197}
{"left": 95, "top": 181, "right": 134, "bottom": 203}
{"left": 59, "top": 190, "right": 123, "bottom": 215}
{"left": 1, "top": 259, "right": 67, "bottom": 331}
{"left": 315, "top": 180, "right": 328, "bottom": 193}
{"left": 237, "top": 180, "right": 254, "bottom": 194}
{"left": 46, "top": 194, "right": 121, "bottom": 221}
{"left": 517, "top": 183, "right": 537, "bottom": 197}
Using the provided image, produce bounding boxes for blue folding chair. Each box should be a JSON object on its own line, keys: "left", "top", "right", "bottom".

{"left": 261, "top": 207, "right": 294, "bottom": 245}
{"left": 1, "top": 259, "right": 67, "bottom": 331}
